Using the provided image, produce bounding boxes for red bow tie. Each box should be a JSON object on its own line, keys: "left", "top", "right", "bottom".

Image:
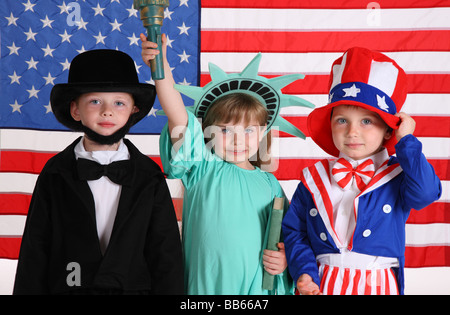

{"left": 332, "top": 158, "right": 375, "bottom": 191}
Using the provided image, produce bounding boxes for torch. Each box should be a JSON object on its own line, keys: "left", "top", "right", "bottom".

{"left": 134, "top": 0, "right": 169, "bottom": 80}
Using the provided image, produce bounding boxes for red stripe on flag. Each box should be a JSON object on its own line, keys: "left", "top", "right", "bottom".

{"left": 282, "top": 116, "right": 450, "bottom": 138}
{"left": 0, "top": 237, "right": 22, "bottom": 260}
{"left": 408, "top": 202, "right": 450, "bottom": 224}
{"left": 1, "top": 152, "right": 448, "bottom": 184}
{"left": 405, "top": 246, "right": 450, "bottom": 268}
{"left": 273, "top": 158, "right": 321, "bottom": 180}
{"left": 201, "top": 30, "right": 450, "bottom": 53}
{"left": 280, "top": 117, "right": 309, "bottom": 138}
{"left": 201, "top": 74, "right": 450, "bottom": 94}
{"left": 0, "top": 194, "right": 31, "bottom": 215}
{"left": 4, "top": 192, "right": 444, "bottom": 223}
{"left": 3, "top": 157, "right": 446, "bottom": 221}
{"left": 200, "top": 74, "right": 331, "bottom": 94}
{"left": 0, "top": 152, "right": 164, "bottom": 176}
{"left": 410, "top": 116, "right": 450, "bottom": 138}
{"left": 0, "top": 193, "right": 182, "bottom": 219}
{"left": 201, "top": 0, "right": 450, "bottom": 9}
{"left": 0, "top": 151, "right": 55, "bottom": 174}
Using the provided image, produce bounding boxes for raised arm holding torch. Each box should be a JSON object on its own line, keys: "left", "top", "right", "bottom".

{"left": 134, "top": 0, "right": 169, "bottom": 80}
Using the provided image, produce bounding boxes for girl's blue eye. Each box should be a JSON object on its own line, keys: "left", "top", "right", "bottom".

{"left": 362, "top": 119, "right": 372, "bottom": 125}
{"left": 337, "top": 118, "right": 346, "bottom": 124}
{"left": 221, "top": 128, "right": 231, "bottom": 134}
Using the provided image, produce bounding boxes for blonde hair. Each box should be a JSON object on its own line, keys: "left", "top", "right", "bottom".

{"left": 202, "top": 93, "right": 272, "bottom": 169}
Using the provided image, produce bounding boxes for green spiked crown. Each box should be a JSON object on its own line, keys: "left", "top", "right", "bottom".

{"left": 174, "top": 53, "right": 315, "bottom": 139}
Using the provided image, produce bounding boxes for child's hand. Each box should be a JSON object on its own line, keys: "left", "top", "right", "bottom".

{"left": 263, "top": 242, "right": 287, "bottom": 275}
{"left": 395, "top": 112, "right": 416, "bottom": 141}
{"left": 140, "top": 33, "right": 168, "bottom": 69}
{"left": 297, "top": 274, "right": 322, "bottom": 295}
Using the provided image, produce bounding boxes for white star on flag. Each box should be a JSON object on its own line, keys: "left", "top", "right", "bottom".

{"left": 177, "top": 22, "right": 191, "bottom": 35}
{"left": 24, "top": 28, "right": 37, "bottom": 41}
{"left": 7, "top": 42, "right": 20, "bottom": 55}
{"left": 178, "top": 50, "right": 191, "bottom": 63}
{"left": 9, "top": 71, "right": 21, "bottom": 84}
{"left": 10, "top": 100, "right": 23, "bottom": 113}
{"left": 27, "top": 86, "right": 39, "bottom": 99}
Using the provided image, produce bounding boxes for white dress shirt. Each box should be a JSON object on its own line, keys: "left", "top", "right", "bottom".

{"left": 74, "top": 138, "right": 130, "bottom": 255}
{"left": 331, "top": 149, "right": 389, "bottom": 248}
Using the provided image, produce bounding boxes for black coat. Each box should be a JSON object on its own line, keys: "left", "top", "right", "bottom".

{"left": 13, "top": 137, "right": 184, "bottom": 295}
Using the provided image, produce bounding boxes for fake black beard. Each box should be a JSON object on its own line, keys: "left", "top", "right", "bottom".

{"left": 80, "top": 117, "right": 135, "bottom": 146}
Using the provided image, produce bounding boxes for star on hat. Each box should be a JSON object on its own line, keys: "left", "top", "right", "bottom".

{"left": 377, "top": 95, "right": 389, "bottom": 112}
{"left": 342, "top": 84, "right": 361, "bottom": 97}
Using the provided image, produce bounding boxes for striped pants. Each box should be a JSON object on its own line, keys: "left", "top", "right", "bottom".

{"left": 317, "top": 253, "right": 399, "bottom": 295}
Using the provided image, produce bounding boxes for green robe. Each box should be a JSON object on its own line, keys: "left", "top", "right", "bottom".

{"left": 160, "top": 112, "right": 293, "bottom": 295}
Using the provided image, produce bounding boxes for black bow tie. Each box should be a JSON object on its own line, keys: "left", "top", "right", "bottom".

{"left": 77, "top": 158, "right": 133, "bottom": 186}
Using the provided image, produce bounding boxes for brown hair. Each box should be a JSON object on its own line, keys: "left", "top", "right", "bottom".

{"left": 202, "top": 93, "right": 272, "bottom": 169}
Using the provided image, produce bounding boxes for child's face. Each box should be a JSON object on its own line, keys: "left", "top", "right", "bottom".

{"left": 70, "top": 92, "right": 138, "bottom": 137}
{"left": 331, "top": 105, "right": 392, "bottom": 160}
{"left": 207, "top": 118, "right": 266, "bottom": 170}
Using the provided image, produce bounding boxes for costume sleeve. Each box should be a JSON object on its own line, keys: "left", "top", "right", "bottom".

{"left": 159, "top": 111, "right": 216, "bottom": 188}
{"left": 145, "top": 174, "right": 184, "bottom": 294}
{"left": 395, "top": 134, "right": 442, "bottom": 210}
{"left": 13, "top": 176, "right": 51, "bottom": 295}
{"left": 282, "top": 182, "right": 321, "bottom": 287}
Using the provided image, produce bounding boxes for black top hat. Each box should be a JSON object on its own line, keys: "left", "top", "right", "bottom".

{"left": 50, "top": 49, "right": 156, "bottom": 131}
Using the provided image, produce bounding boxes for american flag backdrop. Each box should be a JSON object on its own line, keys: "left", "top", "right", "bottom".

{"left": 0, "top": 0, "right": 449, "bottom": 294}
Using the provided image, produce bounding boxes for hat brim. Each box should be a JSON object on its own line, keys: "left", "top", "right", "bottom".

{"left": 50, "top": 82, "right": 156, "bottom": 131}
{"left": 308, "top": 100, "right": 400, "bottom": 157}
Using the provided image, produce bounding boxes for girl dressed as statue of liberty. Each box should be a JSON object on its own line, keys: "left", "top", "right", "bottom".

{"left": 141, "top": 33, "right": 314, "bottom": 295}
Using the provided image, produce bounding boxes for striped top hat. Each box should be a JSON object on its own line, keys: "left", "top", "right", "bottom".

{"left": 307, "top": 47, "right": 407, "bottom": 157}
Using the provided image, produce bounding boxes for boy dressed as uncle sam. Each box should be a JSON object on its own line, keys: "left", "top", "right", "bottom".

{"left": 282, "top": 47, "right": 442, "bottom": 295}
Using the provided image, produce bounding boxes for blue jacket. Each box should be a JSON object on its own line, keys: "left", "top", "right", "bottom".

{"left": 282, "top": 135, "right": 442, "bottom": 295}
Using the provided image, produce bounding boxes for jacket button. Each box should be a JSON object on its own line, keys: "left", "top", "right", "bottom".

{"left": 310, "top": 208, "right": 318, "bottom": 217}
{"left": 320, "top": 232, "right": 327, "bottom": 241}
{"left": 383, "top": 204, "right": 392, "bottom": 213}
{"left": 363, "top": 229, "right": 371, "bottom": 237}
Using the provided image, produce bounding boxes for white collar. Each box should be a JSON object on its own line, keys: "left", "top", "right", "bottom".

{"left": 74, "top": 137, "right": 130, "bottom": 165}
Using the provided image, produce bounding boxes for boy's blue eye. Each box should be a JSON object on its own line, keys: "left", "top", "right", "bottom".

{"left": 337, "top": 118, "right": 346, "bottom": 124}
{"left": 115, "top": 101, "right": 125, "bottom": 106}
{"left": 362, "top": 119, "right": 372, "bottom": 125}
{"left": 221, "top": 128, "right": 231, "bottom": 134}
{"left": 90, "top": 99, "right": 101, "bottom": 105}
